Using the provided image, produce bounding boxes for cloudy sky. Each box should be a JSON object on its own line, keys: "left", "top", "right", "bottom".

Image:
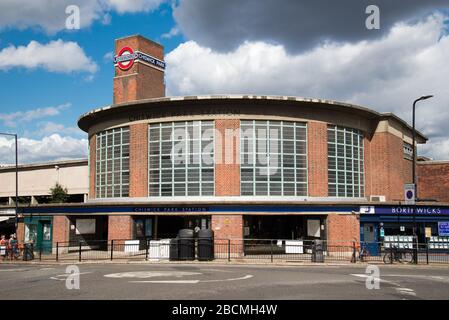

{"left": 0, "top": 0, "right": 448, "bottom": 164}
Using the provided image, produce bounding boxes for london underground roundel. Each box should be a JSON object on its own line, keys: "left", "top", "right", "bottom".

{"left": 115, "top": 46, "right": 135, "bottom": 71}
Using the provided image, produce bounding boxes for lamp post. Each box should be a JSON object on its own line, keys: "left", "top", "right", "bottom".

{"left": 0, "top": 132, "right": 18, "bottom": 234}
{"left": 411, "top": 95, "right": 433, "bottom": 263}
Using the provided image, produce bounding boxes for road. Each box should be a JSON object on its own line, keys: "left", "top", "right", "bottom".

{"left": 1, "top": 262, "right": 449, "bottom": 300}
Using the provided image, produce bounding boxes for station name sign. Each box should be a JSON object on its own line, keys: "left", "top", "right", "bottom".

{"left": 360, "top": 206, "right": 449, "bottom": 215}
{"left": 133, "top": 207, "right": 210, "bottom": 213}
{"left": 114, "top": 46, "right": 166, "bottom": 71}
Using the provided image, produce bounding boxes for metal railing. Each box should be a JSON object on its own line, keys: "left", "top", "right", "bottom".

{"left": 20, "top": 238, "right": 449, "bottom": 265}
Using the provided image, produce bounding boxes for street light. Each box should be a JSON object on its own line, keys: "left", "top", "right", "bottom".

{"left": 411, "top": 95, "right": 433, "bottom": 263}
{"left": 0, "top": 132, "right": 18, "bottom": 234}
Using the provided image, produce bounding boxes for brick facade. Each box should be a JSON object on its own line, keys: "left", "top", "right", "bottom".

{"left": 364, "top": 131, "right": 412, "bottom": 201}
{"left": 215, "top": 119, "right": 240, "bottom": 196}
{"left": 130, "top": 123, "right": 148, "bottom": 197}
{"left": 308, "top": 121, "right": 328, "bottom": 197}
{"left": 16, "top": 220, "right": 25, "bottom": 243}
{"left": 417, "top": 162, "right": 449, "bottom": 202}
{"left": 108, "top": 215, "right": 133, "bottom": 240}
{"left": 113, "top": 35, "right": 165, "bottom": 104}
{"left": 52, "top": 215, "right": 70, "bottom": 244}
{"left": 327, "top": 214, "right": 360, "bottom": 244}
{"left": 212, "top": 214, "right": 243, "bottom": 257}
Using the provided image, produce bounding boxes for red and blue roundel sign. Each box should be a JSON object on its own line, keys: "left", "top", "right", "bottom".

{"left": 114, "top": 46, "right": 136, "bottom": 71}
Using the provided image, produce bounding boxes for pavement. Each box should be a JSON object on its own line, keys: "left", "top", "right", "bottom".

{"left": 1, "top": 261, "right": 449, "bottom": 300}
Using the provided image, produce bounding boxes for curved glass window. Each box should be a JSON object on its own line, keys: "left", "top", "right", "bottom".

{"left": 327, "top": 125, "right": 364, "bottom": 197}
{"left": 95, "top": 127, "right": 130, "bottom": 198}
{"left": 240, "top": 120, "right": 308, "bottom": 196}
{"left": 149, "top": 121, "right": 215, "bottom": 196}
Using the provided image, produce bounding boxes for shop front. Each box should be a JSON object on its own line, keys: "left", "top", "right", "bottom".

{"left": 23, "top": 216, "right": 53, "bottom": 253}
{"left": 360, "top": 205, "right": 449, "bottom": 254}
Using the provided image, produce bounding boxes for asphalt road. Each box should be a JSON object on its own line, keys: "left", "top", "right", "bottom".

{"left": 1, "top": 262, "right": 449, "bottom": 300}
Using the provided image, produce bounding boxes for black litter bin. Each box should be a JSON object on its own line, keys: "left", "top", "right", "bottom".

{"left": 311, "top": 240, "right": 324, "bottom": 263}
{"left": 169, "top": 238, "right": 179, "bottom": 261}
{"left": 23, "top": 243, "right": 34, "bottom": 261}
{"left": 197, "top": 229, "right": 214, "bottom": 261}
{"left": 178, "top": 229, "right": 195, "bottom": 261}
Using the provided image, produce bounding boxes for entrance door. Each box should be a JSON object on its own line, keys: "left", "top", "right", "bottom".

{"left": 37, "top": 221, "right": 52, "bottom": 254}
{"left": 363, "top": 223, "right": 378, "bottom": 256}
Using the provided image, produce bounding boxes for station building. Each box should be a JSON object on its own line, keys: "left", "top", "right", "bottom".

{"left": 3, "top": 35, "right": 449, "bottom": 251}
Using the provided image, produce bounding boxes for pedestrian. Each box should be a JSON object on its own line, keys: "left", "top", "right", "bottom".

{"left": 9, "top": 234, "right": 18, "bottom": 260}
{"left": 0, "top": 235, "right": 7, "bottom": 261}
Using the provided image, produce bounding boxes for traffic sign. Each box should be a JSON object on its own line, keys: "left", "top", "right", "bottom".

{"left": 404, "top": 183, "right": 415, "bottom": 205}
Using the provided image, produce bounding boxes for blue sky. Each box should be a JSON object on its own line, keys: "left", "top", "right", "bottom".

{"left": 0, "top": 1, "right": 449, "bottom": 164}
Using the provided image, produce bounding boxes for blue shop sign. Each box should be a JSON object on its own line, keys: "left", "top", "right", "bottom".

{"left": 438, "top": 222, "right": 449, "bottom": 236}
{"left": 360, "top": 206, "right": 449, "bottom": 215}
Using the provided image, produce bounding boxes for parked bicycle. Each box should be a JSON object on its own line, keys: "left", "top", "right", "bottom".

{"left": 358, "top": 243, "right": 370, "bottom": 262}
{"left": 383, "top": 245, "right": 413, "bottom": 264}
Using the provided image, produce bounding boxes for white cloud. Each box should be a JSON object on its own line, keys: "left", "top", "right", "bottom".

{"left": 0, "top": 103, "right": 71, "bottom": 128}
{"left": 0, "top": 0, "right": 103, "bottom": 34}
{"left": 0, "top": 40, "right": 97, "bottom": 73}
{"left": 33, "top": 122, "right": 86, "bottom": 137}
{"left": 0, "top": 0, "right": 167, "bottom": 33}
{"left": 165, "top": 14, "right": 449, "bottom": 160}
{"left": 105, "top": 0, "right": 166, "bottom": 13}
{"left": 0, "top": 134, "right": 87, "bottom": 165}
{"left": 161, "top": 26, "right": 180, "bottom": 39}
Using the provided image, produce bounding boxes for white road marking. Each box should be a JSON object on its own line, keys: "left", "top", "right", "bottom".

{"left": 50, "top": 272, "right": 92, "bottom": 281}
{"left": 395, "top": 288, "right": 416, "bottom": 296}
{"left": 104, "top": 271, "right": 201, "bottom": 278}
{"left": 131, "top": 274, "right": 253, "bottom": 284}
{"left": 0, "top": 268, "right": 27, "bottom": 272}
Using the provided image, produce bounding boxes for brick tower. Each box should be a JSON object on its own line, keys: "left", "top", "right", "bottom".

{"left": 113, "top": 35, "right": 165, "bottom": 104}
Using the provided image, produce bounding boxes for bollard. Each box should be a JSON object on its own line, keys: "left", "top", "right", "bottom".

{"left": 228, "top": 239, "right": 231, "bottom": 262}
{"left": 110, "top": 240, "right": 114, "bottom": 261}
{"left": 270, "top": 240, "right": 274, "bottom": 263}
{"left": 79, "top": 242, "right": 82, "bottom": 262}
{"left": 56, "top": 242, "right": 59, "bottom": 262}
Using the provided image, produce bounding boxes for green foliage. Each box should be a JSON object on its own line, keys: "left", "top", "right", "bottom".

{"left": 50, "top": 183, "right": 69, "bottom": 203}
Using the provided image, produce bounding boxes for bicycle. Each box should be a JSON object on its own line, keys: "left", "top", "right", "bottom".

{"left": 358, "top": 243, "right": 370, "bottom": 262}
{"left": 383, "top": 245, "right": 413, "bottom": 264}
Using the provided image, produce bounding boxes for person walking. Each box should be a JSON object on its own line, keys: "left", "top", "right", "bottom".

{"left": 0, "top": 235, "right": 7, "bottom": 261}
{"left": 8, "top": 234, "right": 18, "bottom": 260}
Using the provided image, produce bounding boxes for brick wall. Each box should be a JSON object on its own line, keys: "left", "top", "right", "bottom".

{"left": 108, "top": 215, "right": 133, "bottom": 240}
{"left": 417, "top": 162, "right": 449, "bottom": 202}
{"left": 327, "top": 214, "right": 360, "bottom": 245}
{"left": 212, "top": 214, "right": 243, "bottom": 257}
{"left": 16, "top": 220, "right": 25, "bottom": 243}
{"left": 364, "top": 131, "right": 412, "bottom": 201}
{"left": 52, "top": 215, "right": 69, "bottom": 244}
{"left": 308, "top": 122, "right": 328, "bottom": 197}
{"left": 130, "top": 123, "right": 148, "bottom": 197}
{"left": 113, "top": 35, "right": 165, "bottom": 104}
{"left": 215, "top": 119, "right": 240, "bottom": 196}
{"left": 89, "top": 134, "right": 96, "bottom": 199}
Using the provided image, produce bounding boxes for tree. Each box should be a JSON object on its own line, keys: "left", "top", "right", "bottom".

{"left": 50, "top": 183, "right": 69, "bottom": 203}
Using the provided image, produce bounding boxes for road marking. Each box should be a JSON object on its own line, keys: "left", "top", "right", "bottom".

{"left": 131, "top": 274, "right": 253, "bottom": 284}
{"left": 104, "top": 271, "right": 202, "bottom": 278}
{"left": 201, "top": 275, "right": 254, "bottom": 283}
{"left": 395, "top": 288, "right": 416, "bottom": 296}
{"left": 0, "top": 268, "right": 27, "bottom": 272}
{"left": 50, "top": 272, "right": 92, "bottom": 281}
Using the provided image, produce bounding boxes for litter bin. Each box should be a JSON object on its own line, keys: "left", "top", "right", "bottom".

{"left": 197, "top": 229, "right": 214, "bottom": 261}
{"left": 311, "top": 240, "right": 324, "bottom": 263}
{"left": 169, "top": 238, "right": 179, "bottom": 261}
{"left": 178, "top": 229, "right": 195, "bottom": 261}
{"left": 23, "top": 243, "right": 34, "bottom": 261}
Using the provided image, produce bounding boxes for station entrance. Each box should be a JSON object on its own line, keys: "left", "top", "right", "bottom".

{"left": 243, "top": 215, "right": 326, "bottom": 240}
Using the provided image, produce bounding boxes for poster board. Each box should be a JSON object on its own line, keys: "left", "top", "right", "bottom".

{"left": 307, "top": 219, "right": 321, "bottom": 237}
{"left": 75, "top": 219, "right": 96, "bottom": 235}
